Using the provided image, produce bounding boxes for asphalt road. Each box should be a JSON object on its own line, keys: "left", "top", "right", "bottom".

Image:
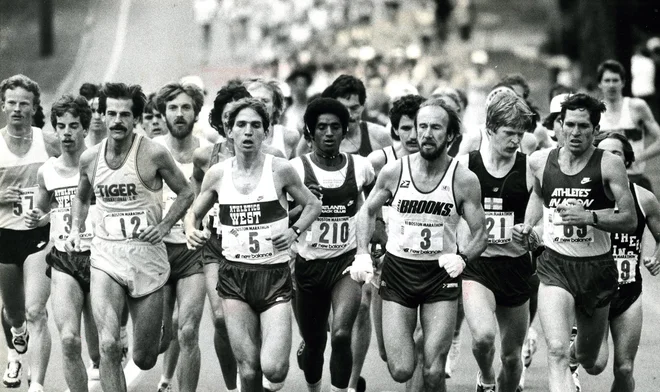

{"left": 2, "top": 1, "right": 660, "bottom": 391}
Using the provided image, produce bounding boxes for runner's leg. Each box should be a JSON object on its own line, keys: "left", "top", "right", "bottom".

{"left": 175, "top": 273, "right": 206, "bottom": 392}
{"left": 329, "top": 276, "right": 362, "bottom": 388}
{"left": 382, "top": 300, "right": 417, "bottom": 382}
{"left": 260, "top": 302, "right": 292, "bottom": 386}
{"left": 420, "top": 300, "right": 458, "bottom": 392}
{"left": 127, "top": 287, "right": 165, "bottom": 370}
{"left": 495, "top": 301, "right": 529, "bottom": 392}
{"left": 463, "top": 280, "right": 497, "bottom": 384}
{"left": 223, "top": 298, "right": 262, "bottom": 392}
{"left": 609, "top": 296, "right": 642, "bottom": 392}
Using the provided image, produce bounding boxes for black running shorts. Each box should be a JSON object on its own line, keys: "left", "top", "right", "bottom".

{"left": 537, "top": 248, "right": 617, "bottom": 316}
{"left": 46, "top": 247, "right": 91, "bottom": 293}
{"left": 216, "top": 258, "right": 292, "bottom": 313}
{"left": 379, "top": 252, "right": 461, "bottom": 308}
{"left": 462, "top": 253, "right": 533, "bottom": 307}
{"left": 166, "top": 243, "right": 204, "bottom": 284}
{"left": 295, "top": 249, "right": 356, "bottom": 295}
{"left": 0, "top": 225, "right": 49, "bottom": 265}
{"left": 202, "top": 234, "right": 222, "bottom": 265}
{"left": 608, "top": 282, "right": 642, "bottom": 320}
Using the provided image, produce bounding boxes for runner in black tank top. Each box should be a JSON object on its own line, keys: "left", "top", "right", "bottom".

{"left": 459, "top": 93, "right": 536, "bottom": 391}
{"left": 592, "top": 134, "right": 660, "bottom": 392}
{"left": 520, "top": 94, "right": 638, "bottom": 391}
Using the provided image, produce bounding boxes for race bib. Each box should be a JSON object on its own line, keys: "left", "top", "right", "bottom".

{"left": 485, "top": 211, "right": 514, "bottom": 244}
{"left": 222, "top": 224, "right": 274, "bottom": 260}
{"left": 616, "top": 254, "right": 638, "bottom": 284}
{"left": 13, "top": 187, "right": 37, "bottom": 217}
{"left": 400, "top": 220, "right": 443, "bottom": 255}
{"left": 308, "top": 217, "right": 351, "bottom": 250}
{"left": 546, "top": 209, "right": 594, "bottom": 243}
{"left": 103, "top": 210, "right": 148, "bottom": 240}
{"left": 51, "top": 207, "right": 94, "bottom": 240}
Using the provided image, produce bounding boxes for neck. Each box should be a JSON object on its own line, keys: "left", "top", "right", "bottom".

{"left": 61, "top": 147, "right": 85, "bottom": 168}
{"left": 167, "top": 133, "right": 196, "bottom": 152}
{"left": 235, "top": 150, "right": 262, "bottom": 171}
{"left": 347, "top": 122, "right": 359, "bottom": 138}
{"left": 108, "top": 133, "right": 135, "bottom": 155}
{"left": 485, "top": 147, "right": 514, "bottom": 168}
{"left": 564, "top": 145, "right": 594, "bottom": 162}
{"left": 605, "top": 94, "right": 623, "bottom": 104}
{"left": 6, "top": 123, "right": 32, "bottom": 137}
{"left": 313, "top": 148, "right": 342, "bottom": 167}
{"left": 418, "top": 152, "right": 451, "bottom": 175}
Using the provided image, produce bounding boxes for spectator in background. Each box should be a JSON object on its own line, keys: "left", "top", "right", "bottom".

{"left": 80, "top": 83, "right": 107, "bottom": 147}
{"left": 193, "top": 0, "right": 219, "bottom": 64}
{"left": 142, "top": 93, "right": 168, "bottom": 139}
{"left": 78, "top": 83, "right": 100, "bottom": 102}
{"left": 282, "top": 68, "right": 313, "bottom": 135}
{"left": 631, "top": 41, "right": 657, "bottom": 119}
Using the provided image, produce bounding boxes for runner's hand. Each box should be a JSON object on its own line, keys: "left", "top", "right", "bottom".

{"left": 343, "top": 253, "right": 373, "bottom": 284}
{"left": 438, "top": 254, "right": 466, "bottom": 278}
{"left": 187, "top": 229, "right": 210, "bottom": 250}
{"left": 513, "top": 224, "right": 541, "bottom": 251}
{"left": 556, "top": 202, "right": 590, "bottom": 226}
{"left": 65, "top": 232, "right": 81, "bottom": 254}
{"left": 138, "top": 224, "right": 168, "bottom": 244}
{"left": 24, "top": 208, "right": 44, "bottom": 229}
{"left": 269, "top": 228, "right": 298, "bottom": 251}
{"left": 0, "top": 186, "right": 21, "bottom": 204}
{"left": 308, "top": 184, "right": 323, "bottom": 199}
{"left": 644, "top": 256, "right": 660, "bottom": 276}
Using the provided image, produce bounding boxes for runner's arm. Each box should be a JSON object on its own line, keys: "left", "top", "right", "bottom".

{"left": 184, "top": 164, "right": 222, "bottom": 248}
{"left": 597, "top": 153, "right": 637, "bottom": 233}
{"left": 67, "top": 150, "right": 95, "bottom": 252}
{"left": 155, "top": 146, "right": 195, "bottom": 232}
{"left": 191, "top": 146, "right": 211, "bottom": 196}
{"left": 281, "top": 161, "right": 322, "bottom": 238}
{"left": 633, "top": 99, "right": 660, "bottom": 162}
{"left": 454, "top": 165, "right": 487, "bottom": 262}
{"left": 24, "top": 166, "right": 52, "bottom": 228}
{"left": 356, "top": 162, "right": 397, "bottom": 256}
{"left": 639, "top": 188, "right": 660, "bottom": 269}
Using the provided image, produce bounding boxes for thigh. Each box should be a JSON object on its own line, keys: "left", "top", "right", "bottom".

{"left": 420, "top": 300, "right": 458, "bottom": 364}
{"left": 0, "top": 263, "right": 24, "bottom": 312}
{"left": 330, "top": 275, "right": 362, "bottom": 332}
{"left": 575, "top": 303, "right": 610, "bottom": 355}
{"left": 495, "top": 301, "right": 530, "bottom": 355}
{"left": 91, "top": 268, "right": 127, "bottom": 338}
{"left": 176, "top": 273, "right": 206, "bottom": 331}
{"left": 51, "top": 269, "right": 85, "bottom": 335}
{"left": 610, "top": 295, "right": 642, "bottom": 365}
{"left": 128, "top": 287, "right": 165, "bottom": 351}
{"left": 23, "top": 245, "right": 51, "bottom": 312}
{"left": 260, "top": 302, "right": 292, "bottom": 366}
{"left": 204, "top": 263, "right": 224, "bottom": 316}
{"left": 462, "top": 280, "right": 497, "bottom": 338}
{"left": 382, "top": 300, "right": 418, "bottom": 363}
{"left": 537, "top": 283, "right": 575, "bottom": 349}
{"left": 296, "top": 285, "right": 331, "bottom": 342}
{"left": 222, "top": 298, "right": 261, "bottom": 362}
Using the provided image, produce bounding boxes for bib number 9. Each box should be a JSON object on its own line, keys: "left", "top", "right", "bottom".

{"left": 616, "top": 256, "right": 638, "bottom": 284}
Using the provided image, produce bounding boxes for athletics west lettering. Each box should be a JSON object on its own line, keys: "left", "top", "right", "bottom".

{"left": 53, "top": 186, "right": 77, "bottom": 207}
{"left": 548, "top": 188, "right": 594, "bottom": 208}
{"left": 229, "top": 204, "right": 262, "bottom": 225}
{"left": 396, "top": 199, "right": 454, "bottom": 216}
{"left": 219, "top": 199, "right": 288, "bottom": 226}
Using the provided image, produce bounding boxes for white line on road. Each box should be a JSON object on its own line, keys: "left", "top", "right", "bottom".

{"left": 103, "top": 0, "right": 132, "bottom": 82}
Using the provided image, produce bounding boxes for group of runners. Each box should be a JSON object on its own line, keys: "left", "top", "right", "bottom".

{"left": 1, "top": 56, "right": 659, "bottom": 392}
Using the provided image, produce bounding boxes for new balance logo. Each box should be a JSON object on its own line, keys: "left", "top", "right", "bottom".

{"left": 581, "top": 177, "right": 591, "bottom": 185}
{"left": 400, "top": 180, "right": 410, "bottom": 188}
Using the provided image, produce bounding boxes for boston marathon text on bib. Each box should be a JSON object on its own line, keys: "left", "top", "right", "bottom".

{"left": 541, "top": 148, "right": 615, "bottom": 257}
{"left": 217, "top": 155, "right": 289, "bottom": 265}
{"left": 386, "top": 156, "right": 461, "bottom": 261}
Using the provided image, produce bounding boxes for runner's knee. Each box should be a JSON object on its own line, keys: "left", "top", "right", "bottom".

{"left": 613, "top": 360, "right": 634, "bottom": 381}
{"left": 472, "top": 330, "right": 496, "bottom": 354}
{"left": 60, "top": 333, "right": 82, "bottom": 358}
{"left": 177, "top": 322, "right": 200, "bottom": 350}
{"left": 100, "top": 336, "right": 123, "bottom": 361}
{"left": 330, "top": 324, "right": 351, "bottom": 349}
{"left": 388, "top": 360, "right": 415, "bottom": 383}
{"left": 546, "top": 339, "right": 569, "bottom": 363}
{"left": 25, "top": 303, "right": 47, "bottom": 324}
{"left": 133, "top": 349, "right": 158, "bottom": 370}
{"left": 500, "top": 349, "right": 522, "bottom": 370}
{"left": 262, "top": 360, "right": 288, "bottom": 383}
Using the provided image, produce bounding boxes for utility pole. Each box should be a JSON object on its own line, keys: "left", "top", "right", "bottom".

{"left": 39, "top": 0, "right": 54, "bottom": 57}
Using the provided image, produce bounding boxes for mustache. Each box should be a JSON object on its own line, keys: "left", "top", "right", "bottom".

{"left": 110, "top": 125, "right": 128, "bottom": 131}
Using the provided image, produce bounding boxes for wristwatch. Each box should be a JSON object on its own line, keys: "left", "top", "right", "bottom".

{"left": 591, "top": 211, "right": 599, "bottom": 227}
{"left": 457, "top": 252, "right": 469, "bottom": 264}
{"left": 291, "top": 225, "right": 302, "bottom": 237}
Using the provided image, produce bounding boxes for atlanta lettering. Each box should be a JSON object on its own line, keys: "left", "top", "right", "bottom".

{"left": 396, "top": 199, "right": 454, "bottom": 216}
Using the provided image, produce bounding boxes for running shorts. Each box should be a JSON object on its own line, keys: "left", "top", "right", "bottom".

{"left": 608, "top": 281, "right": 642, "bottom": 320}
{"left": 295, "top": 249, "right": 356, "bottom": 295}
{"left": 0, "top": 225, "right": 49, "bottom": 265}
{"left": 46, "top": 247, "right": 91, "bottom": 293}
{"left": 90, "top": 237, "right": 169, "bottom": 298}
{"left": 216, "top": 258, "right": 292, "bottom": 313}
{"left": 202, "top": 234, "right": 222, "bottom": 265}
{"left": 379, "top": 252, "right": 461, "bottom": 308}
{"left": 166, "top": 243, "right": 204, "bottom": 284}
{"left": 537, "top": 248, "right": 617, "bottom": 317}
{"left": 462, "top": 253, "right": 533, "bottom": 307}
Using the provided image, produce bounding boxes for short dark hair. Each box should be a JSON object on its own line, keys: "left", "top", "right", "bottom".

{"left": 597, "top": 59, "right": 626, "bottom": 83}
{"left": 79, "top": 83, "right": 101, "bottom": 100}
{"left": 286, "top": 68, "right": 313, "bottom": 86}
{"left": 99, "top": 83, "right": 146, "bottom": 118}
{"left": 144, "top": 93, "right": 158, "bottom": 114}
{"left": 416, "top": 98, "right": 462, "bottom": 142}
{"left": 156, "top": 82, "right": 205, "bottom": 116}
{"left": 486, "top": 93, "right": 536, "bottom": 134}
{"left": 33, "top": 105, "right": 45, "bottom": 128}
{"left": 560, "top": 93, "right": 606, "bottom": 128}
{"left": 389, "top": 95, "right": 425, "bottom": 140}
{"left": 322, "top": 74, "right": 367, "bottom": 105}
{"left": 303, "top": 98, "right": 350, "bottom": 137}
{"left": 500, "top": 74, "right": 530, "bottom": 99}
{"left": 548, "top": 83, "right": 573, "bottom": 103}
{"left": 0, "top": 74, "right": 41, "bottom": 107}
{"left": 597, "top": 132, "right": 635, "bottom": 169}
{"left": 225, "top": 98, "right": 270, "bottom": 134}
{"left": 209, "top": 84, "right": 252, "bottom": 137}
{"left": 50, "top": 95, "right": 92, "bottom": 130}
